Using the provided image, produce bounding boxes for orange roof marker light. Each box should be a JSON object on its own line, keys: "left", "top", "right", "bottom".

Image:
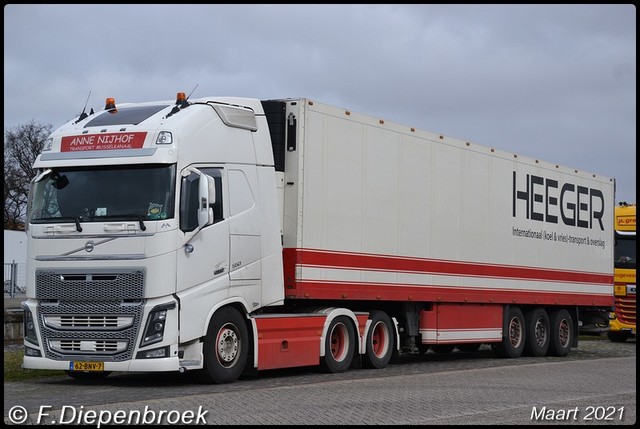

{"left": 105, "top": 97, "right": 117, "bottom": 114}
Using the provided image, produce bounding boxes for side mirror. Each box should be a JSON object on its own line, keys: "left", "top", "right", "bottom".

{"left": 182, "top": 167, "right": 218, "bottom": 248}
{"left": 198, "top": 172, "right": 216, "bottom": 227}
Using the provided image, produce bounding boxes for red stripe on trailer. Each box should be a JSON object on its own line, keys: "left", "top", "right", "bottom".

{"left": 289, "top": 248, "right": 611, "bottom": 285}
{"left": 286, "top": 280, "right": 612, "bottom": 307}
{"left": 254, "top": 315, "right": 326, "bottom": 371}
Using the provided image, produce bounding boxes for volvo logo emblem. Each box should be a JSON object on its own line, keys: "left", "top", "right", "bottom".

{"left": 84, "top": 241, "right": 95, "bottom": 252}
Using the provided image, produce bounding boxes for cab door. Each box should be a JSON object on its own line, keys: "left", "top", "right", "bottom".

{"left": 176, "top": 167, "right": 229, "bottom": 341}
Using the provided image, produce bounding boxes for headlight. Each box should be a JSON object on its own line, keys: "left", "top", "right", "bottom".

{"left": 22, "top": 305, "right": 39, "bottom": 346}
{"left": 140, "top": 303, "right": 175, "bottom": 347}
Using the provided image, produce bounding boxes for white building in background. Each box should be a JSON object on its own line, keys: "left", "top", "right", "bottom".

{"left": 4, "top": 229, "right": 27, "bottom": 291}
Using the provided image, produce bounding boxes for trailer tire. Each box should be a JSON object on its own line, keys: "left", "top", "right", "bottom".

{"left": 202, "top": 306, "right": 249, "bottom": 384}
{"left": 321, "top": 315, "right": 356, "bottom": 373}
{"left": 523, "top": 307, "right": 550, "bottom": 357}
{"left": 548, "top": 308, "right": 573, "bottom": 357}
{"left": 491, "top": 306, "right": 525, "bottom": 358}
{"left": 363, "top": 311, "right": 394, "bottom": 369}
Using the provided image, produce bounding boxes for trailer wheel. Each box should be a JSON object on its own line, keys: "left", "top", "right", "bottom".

{"left": 491, "top": 306, "right": 525, "bottom": 358}
{"left": 202, "top": 306, "right": 248, "bottom": 384}
{"left": 321, "top": 315, "right": 356, "bottom": 373}
{"left": 523, "top": 307, "right": 550, "bottom": 357}
{"left": 363, "top": 311, "right": 394, "bottom": 369}
{"left": 548, "top": 308, "right": 572, "bottom": 357}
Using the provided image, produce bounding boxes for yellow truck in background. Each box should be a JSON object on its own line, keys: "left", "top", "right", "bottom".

{"left": 609, "top": 202, "right": 636, "bottom": 342}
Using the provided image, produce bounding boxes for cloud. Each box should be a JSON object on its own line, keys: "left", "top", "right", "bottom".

{"left": 4, "top": 4, "right": 636, "bottom": 203}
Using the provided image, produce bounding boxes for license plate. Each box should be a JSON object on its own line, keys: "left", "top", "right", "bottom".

{"left": 70, "top": 361, "right": 104, "bottom": 372}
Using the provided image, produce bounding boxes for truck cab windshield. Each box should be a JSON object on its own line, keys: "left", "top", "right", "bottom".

{"left": 614, "top": 233, "right": 636, "bottom": 269}
{"left": 29, "top": 164, "right": 176, "bottom": 224}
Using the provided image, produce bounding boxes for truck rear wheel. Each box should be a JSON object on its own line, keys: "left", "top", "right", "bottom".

{"left": 548, "top": 308, "right": 572, "bottom": 357}
{"left": 321, "top": 315, "right": 356, "bottom": 373}
{"left": 202, "top": 306, "right": 249, "bottom": 384}
{"left": 523, "top": 307, "right": 550, "bottom": 357}
{"left": 491, "top": 306, "right": 525, "bottom": 358}
{"left": 363, "top": 311, "right": 394, "bottom": 369}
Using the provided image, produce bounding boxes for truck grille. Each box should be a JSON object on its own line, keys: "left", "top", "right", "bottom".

{"left": 36, "top": 270, "right": 144, "bottom": 300}
{"left": 35, "top": 269, "right": 145, "bottom": 362}
{"left": 614, "top": 295, "right": 637, "bottom": 326}
{"left": 44, "top": 315, "right": 135, "bottom": 330}
{"left": 48, "top": 339, "right": 128, "bottom": 354}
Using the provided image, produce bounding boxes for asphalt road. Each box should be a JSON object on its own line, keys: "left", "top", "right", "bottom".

{"left": 4, "top": 337, "right": 636, "bottom": 425}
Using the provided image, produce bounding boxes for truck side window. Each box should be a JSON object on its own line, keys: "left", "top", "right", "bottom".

{"left": 179, "top": 168, "right": 223, "bottom": 232}
{"left": 202, "top": 168, "right": 224, "bottom": 223}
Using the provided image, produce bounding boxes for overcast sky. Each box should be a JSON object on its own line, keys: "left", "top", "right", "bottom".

{"left": 4, "top": 4, "right": 636, "bottom": 203}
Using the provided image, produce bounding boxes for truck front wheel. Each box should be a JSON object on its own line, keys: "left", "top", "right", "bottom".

{"left": 321, "top": 316, "right": 356, "bottom": 373}
{"left": 202, "top": 306, "right": 249, "bottom": 384}
{"left": 363, "top": 311, "right": 394, "bottom": 369}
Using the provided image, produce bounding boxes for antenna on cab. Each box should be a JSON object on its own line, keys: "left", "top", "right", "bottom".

{"left": 185, "top": 84, "right": 199, "bottom": 101}
{"left": 75, "top": 90, "right": 92, "bottom": 123}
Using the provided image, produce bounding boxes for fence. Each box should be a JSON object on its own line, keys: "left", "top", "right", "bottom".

{"left": 4, "top": 261, "right": 26, "bottom": 297}
{"left": 4, "top": 261, "right": 25, "bottom": 343}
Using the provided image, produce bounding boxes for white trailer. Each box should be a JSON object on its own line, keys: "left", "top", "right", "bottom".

{"left": 23, "top": 94, "right": 614, "bottom": 383}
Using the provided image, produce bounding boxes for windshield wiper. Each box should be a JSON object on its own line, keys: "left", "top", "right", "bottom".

{"left": 137, "top": 215, "right": 147, "bottom": 231}
{"left": 74, "top": 216, "right": 83, "bottom": 232}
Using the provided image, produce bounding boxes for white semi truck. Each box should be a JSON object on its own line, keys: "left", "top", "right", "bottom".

{"left": 23, "top": 93, "right": 614, "bottom": 383}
